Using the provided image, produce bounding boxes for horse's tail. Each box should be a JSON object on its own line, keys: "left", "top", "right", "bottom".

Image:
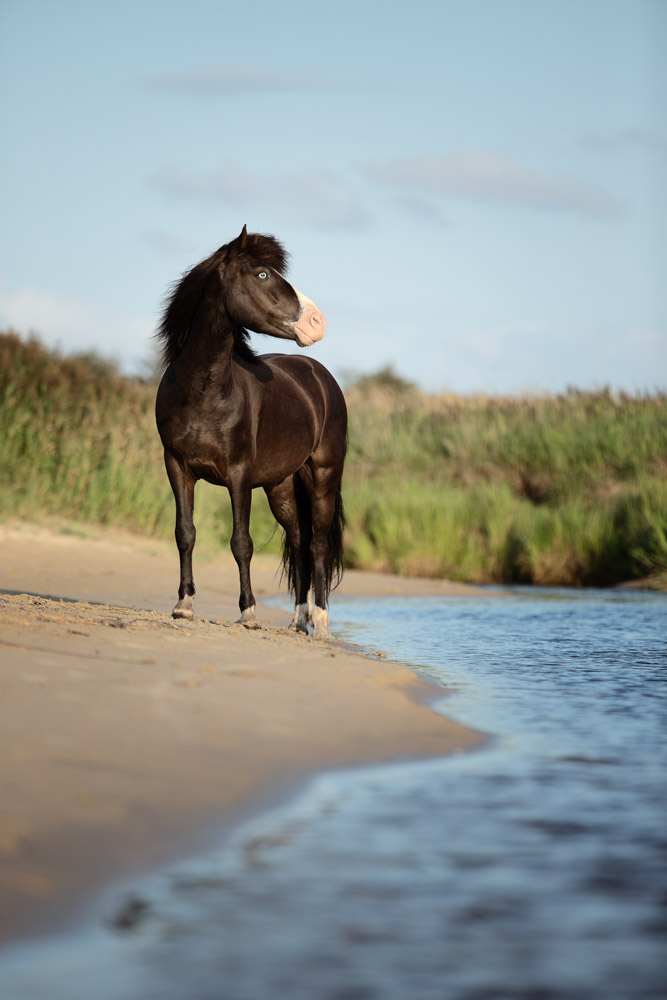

{"left": 325, "top": 480, "right": 346, "bottom": 598}
{"left": 281, "top": 470, "right": 346, "bottom": 603}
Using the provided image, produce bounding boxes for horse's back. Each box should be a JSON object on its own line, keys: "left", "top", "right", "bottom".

{"left": 259, "top": 353, "right": 346, "bottom": 411}
{"left": 260, "top": 352, "right": 339, "bottom": 385}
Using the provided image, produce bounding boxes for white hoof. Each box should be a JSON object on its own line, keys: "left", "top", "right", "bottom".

{"left": 311, "top": 606, "right": 330, "bottom": 640}
{"left": 172, "top": 596, "right": 194, "bottom": 620}
{"left": 239, "top": 605, "right": 261, "bottom": 629}
{"left": 289, "top": 602, "right": 310, "bottom": 634}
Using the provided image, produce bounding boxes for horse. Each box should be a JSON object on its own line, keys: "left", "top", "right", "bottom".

{"left": 155, "top": 225, "right": 347, "bottom": 639}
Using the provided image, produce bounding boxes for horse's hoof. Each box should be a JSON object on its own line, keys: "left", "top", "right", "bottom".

{"left": 172, "top": 597, "right": 194, "bottom": 620}
{"left": 239, "top": 606, "right": 261, "bottom": 629}
{"left": 290, "top": 603, "right": 310, "bottom": 633}
{"left": 311, "top": 607, "right": 330, "bottom": 640}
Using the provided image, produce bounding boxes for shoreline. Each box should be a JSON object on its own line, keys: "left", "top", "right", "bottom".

{"left": 0, "top": 523, "right": 483, "bottom": 947}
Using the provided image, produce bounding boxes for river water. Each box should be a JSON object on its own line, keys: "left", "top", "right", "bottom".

{"left": 1, "top": 587, "right": 666, "bottom": 999}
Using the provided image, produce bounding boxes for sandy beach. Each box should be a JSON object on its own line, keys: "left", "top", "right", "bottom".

{"left": 0, "top": 522, "right": 482, "bottom": 945}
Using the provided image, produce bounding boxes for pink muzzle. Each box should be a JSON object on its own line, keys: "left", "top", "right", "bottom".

{"left": 291, "top": 288, "right": 327, "bottom": 347}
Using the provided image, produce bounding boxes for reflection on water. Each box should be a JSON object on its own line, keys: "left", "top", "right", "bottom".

{"left": 1, "top": 588, "right": 666, "bottom": 999}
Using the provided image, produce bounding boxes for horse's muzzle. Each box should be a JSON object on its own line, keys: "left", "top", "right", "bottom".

{"left": 291, "top": 288, "right": 327, "bottom": 347}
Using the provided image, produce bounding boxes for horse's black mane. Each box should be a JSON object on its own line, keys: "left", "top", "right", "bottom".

{"left": 157, "top": 233, "right": 289, "bottom": 369}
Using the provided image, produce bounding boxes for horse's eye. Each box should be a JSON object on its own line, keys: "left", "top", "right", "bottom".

{"left": 257, "top": 271, "right": 268, "bottom": 280}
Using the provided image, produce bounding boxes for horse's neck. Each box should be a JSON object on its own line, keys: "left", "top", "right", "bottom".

{"left": 178, "top": 293, "right": 236, "bottom": 382}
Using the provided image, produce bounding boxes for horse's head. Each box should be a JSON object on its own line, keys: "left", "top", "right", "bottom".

{"left": 221, "top": 226, "right": 326, "bottom": 348}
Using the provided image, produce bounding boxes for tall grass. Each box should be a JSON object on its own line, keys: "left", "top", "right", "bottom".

{"left": 344, "top": 374, "right": 667, "bottom": 586}
{"left": 1, "top": 332, "right": 665, "bottom": 587}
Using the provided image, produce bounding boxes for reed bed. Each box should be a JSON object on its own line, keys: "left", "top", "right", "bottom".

{"left": 2, "top": 332, "right": 665, "bottom": 588}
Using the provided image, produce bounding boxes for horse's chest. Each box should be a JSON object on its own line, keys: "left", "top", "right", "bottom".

{"left": 168, "top": 420, "right": 241, "bottom": 483}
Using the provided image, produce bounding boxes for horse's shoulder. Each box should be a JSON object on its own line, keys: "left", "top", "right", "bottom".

{"left": 259, "top": 353, "right": 328, "bottom": 376}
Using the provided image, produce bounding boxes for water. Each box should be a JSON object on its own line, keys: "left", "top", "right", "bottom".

{"left": 1, "top": 588, "right": 666, "bottom": 999}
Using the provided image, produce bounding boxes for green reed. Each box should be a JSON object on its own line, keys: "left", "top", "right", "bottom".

{"left": 2, "top": 333, "right": 665, "bottom": 587}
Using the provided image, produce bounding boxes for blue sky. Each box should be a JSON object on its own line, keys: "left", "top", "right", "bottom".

{"left": 1, "top": 0, "right": 665, "bottom": 392}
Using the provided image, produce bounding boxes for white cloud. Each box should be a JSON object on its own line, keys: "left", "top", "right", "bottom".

{"left": 0, "top": 283, "right": 92, "bottom": 345}
{"left": 150, "top": 158, "right": 369, "bottom": 230}
{"left": 365, "top": 151, "right": 622, "bottom": 218}
{"left": 0, "top": 279, "right": 155, "bottom": 374}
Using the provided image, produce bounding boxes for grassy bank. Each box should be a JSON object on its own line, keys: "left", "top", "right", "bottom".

{"left": 2, "top": 332, "right": 665, "bottom": 588}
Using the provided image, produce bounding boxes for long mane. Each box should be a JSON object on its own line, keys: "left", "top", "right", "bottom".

{"left": 156, "top": 233, "right": 290, "bottom": 369}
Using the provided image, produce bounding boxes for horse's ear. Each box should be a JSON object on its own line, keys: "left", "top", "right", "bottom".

{"left": 228, "top": 225, "right": 248, "bottom": 259}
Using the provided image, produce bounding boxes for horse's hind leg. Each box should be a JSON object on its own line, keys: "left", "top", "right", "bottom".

{"left": 164, "top": 451, "right": 197, "bottom": 620}
{"left": 310, "top": 504, "right": 334, "bottom": 638}
{"left": 264, "top": 476, "right": 312, "bottom": 633}
{"left": 309, "top": 467, "right": 343, "bottom": 640}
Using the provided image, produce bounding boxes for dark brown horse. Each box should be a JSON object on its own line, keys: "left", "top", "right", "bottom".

{"left": 155, "top": 226, "right": 347, "bottom": 639}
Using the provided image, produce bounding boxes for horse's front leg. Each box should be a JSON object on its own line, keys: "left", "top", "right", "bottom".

{"left": 164, "top": 451, "right": 197, "bottom": 620}
{"left": 229, "top": 479, "right": 260, "bottom": 629}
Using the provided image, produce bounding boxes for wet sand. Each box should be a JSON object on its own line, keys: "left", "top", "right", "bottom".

{"left": 0, "top": 522, "right": 482, "bottom": 945}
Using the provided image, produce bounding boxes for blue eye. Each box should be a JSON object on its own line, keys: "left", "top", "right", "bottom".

{"left": 257, "top": 271, "right": 268, "bottom": 280}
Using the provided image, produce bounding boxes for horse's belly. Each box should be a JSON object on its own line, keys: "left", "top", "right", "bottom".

{"left": 250, "top": 442, "right": 314, "bottom": 487}
{"left": 174, "top": 436, "right": 313, "bottom": 489}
